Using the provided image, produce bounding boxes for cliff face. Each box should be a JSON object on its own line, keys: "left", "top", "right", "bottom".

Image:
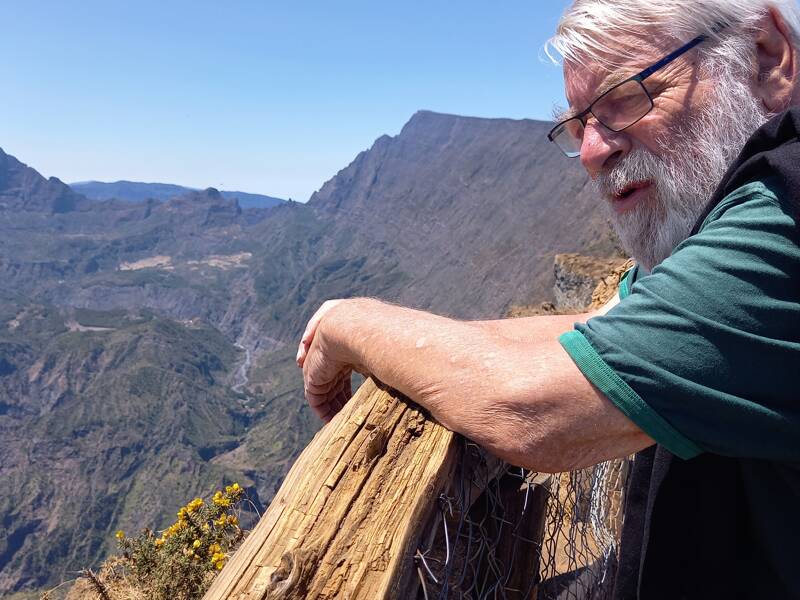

{"left": 249, "top": 111, "right": 622, "bottom": 342}
{"left": 306, "top": 111, "right": 621, "bottom": 316}
{"left": 0, "top": 148, "right": 84, "bottom": 214}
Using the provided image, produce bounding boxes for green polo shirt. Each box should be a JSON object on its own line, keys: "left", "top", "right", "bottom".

{"left": 560, "top": 179, "right": 800, "bottom": 461}
{"left": 559, "top": 179, "right": 800, "bottom": 595}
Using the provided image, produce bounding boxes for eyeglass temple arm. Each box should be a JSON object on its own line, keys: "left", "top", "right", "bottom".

{"left": 635, "top": 21, "right": 728, "bottom": 82}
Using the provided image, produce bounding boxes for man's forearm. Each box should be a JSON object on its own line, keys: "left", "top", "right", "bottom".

{"left": 316, "top": 297, "right": 652, "bottom": 472}
{"left": 327, "top": 298, "right": 501, "bottom": 416}
{"left": 470, "top": 294, "right": 618, "bottom": 343}
{"left": 472, "top": 313, "right": 590, "bottom": 343}
{"left": 321, "top": 299, "right": 577, "bottom": 467}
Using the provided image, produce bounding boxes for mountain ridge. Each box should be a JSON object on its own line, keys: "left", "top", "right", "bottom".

{"left": 70, "top": 180, "right": 287, "bottom": 208}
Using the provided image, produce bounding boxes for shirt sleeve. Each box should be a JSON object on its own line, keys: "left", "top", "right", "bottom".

{"left": 559, "top": 182, "right": 800, "bottom": 461}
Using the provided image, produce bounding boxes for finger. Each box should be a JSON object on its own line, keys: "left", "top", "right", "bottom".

{"left": 305, "top": 374, "right": 344, "bottom": 396}
{"left": 297, "top": 336, "right": 319, "bottom": 369}
{"left": 300, "top": 318, "right": 319, "bottom": 345}
{"left": 297, "top": 300, "right": 344, "bottom": 367}
{"left": 305, "top": 373, "right": 346, "bottom": 414}
{"left": 304, "top": 353, "right": 350, "bottom": 397}
{"left": 305, "top": 390, "right": 331, "bottom": 409}
{"left": 297, "top": 311, "right": 323, "bottom": 367}
{"left": 319, "top": 401, "right": 339, "bottom": 423}
{"left": 300, "top": 310, "right": 320, "bottom": 345}
{"left": 326, "top": 392, "right": 348, "bottom": 422}
{"left": 323, "top": 375, "right": 348, "bottom": 407}
{"left": 334, "top": 391, "right": 347, "bottom": 412}
{"left": 314, "top": 379, "right": 350, "bottom": 423}
{"left": 296, "top": 335, "right": 317, "bottom": 368}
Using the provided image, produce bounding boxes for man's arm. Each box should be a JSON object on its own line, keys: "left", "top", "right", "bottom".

{"left": 302, "top": 296, "right": 652, "bottom": 473}
{"left": 469, "top": 293, "right": 620, "bottom": 343}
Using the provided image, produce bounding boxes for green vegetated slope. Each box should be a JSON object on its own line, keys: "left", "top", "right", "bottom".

{"left": 0, "top": 110, "right": 621, "bottom": 595}
{"left": 0, "top": 308, "right": 245, "bottom": 591}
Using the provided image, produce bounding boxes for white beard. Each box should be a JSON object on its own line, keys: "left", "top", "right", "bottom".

{"left": 593, "top": 71, "right": 770, "bottom": 271}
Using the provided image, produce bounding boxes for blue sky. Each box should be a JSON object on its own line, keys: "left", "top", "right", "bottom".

{"left": 1, "top": 1, "right": 572, "bottom": 201}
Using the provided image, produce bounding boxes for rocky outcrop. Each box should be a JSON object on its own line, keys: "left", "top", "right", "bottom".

{"left": 553, "top": 254, "right": 629, "bottom": 311}
{"left": 71, "top": 180, "right": 286, "bottom": 209}
{"left": 253, "top": 111, "right": 623, "bottom": 343}
{"left": 0, "top": 148, "right": 85, "bottom": 213}
{"left": 507, "top": 254, "right": 632, "bottom": 317}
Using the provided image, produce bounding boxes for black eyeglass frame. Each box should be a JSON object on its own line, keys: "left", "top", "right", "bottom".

{"left": 547, "top": 27, "right": 723, "bottom": 157}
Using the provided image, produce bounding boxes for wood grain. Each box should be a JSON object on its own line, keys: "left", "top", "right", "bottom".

{"left": 203, "top": 378, "right": 459, "bottom": 600}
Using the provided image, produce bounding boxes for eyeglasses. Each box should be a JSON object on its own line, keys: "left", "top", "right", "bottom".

{"left": 548, "top": 28, "right": 721, "bottom": 158}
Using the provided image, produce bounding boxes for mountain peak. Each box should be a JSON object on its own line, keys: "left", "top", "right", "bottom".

{"left": 308, "top": 109, "right": 554, "bottom": 213}
{"left": 0, "top": 149, "right": 84, "bottom": 214}
{"left": 402, "top": 109, "right": 539, "bottom": 132}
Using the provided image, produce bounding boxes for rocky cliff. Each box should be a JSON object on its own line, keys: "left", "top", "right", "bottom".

{"left": 0, "top": 148, "right": 85, "bottom": 214}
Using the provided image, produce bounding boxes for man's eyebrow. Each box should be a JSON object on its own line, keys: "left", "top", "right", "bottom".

{"left": 555, "top": 69, "right": 639, "bottom": 123}
{"left": 596, "top": 70, "right": 637, "bottom": 96}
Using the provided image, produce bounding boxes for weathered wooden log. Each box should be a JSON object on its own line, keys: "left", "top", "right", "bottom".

{"left": 203, "top": 378, "right": 460, "bottom": 600}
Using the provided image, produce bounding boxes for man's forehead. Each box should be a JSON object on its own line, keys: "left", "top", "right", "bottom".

{"left": 559, "top": 35, "right": 665, "bottom": 119}
{"left": 570, "top": 66, "right": 637, "bottom": 98}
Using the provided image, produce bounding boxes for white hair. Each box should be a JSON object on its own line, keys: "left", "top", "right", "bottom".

{"left": 546, "top": 0, "right": 800, "bottom": 74}
{"left": 547, "top": 1, "right": 797, "bottom": 269}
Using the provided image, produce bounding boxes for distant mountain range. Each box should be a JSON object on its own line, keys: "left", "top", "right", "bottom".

{"left": 0, "top": 110, "right": 621, "bottom": 596}
{"left": 70, "top": 180, "right": 287, "bottom": 208}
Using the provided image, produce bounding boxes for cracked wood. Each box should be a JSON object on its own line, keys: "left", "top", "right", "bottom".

{"left": 203, "top": 377, "right": 459, "bottom": 600}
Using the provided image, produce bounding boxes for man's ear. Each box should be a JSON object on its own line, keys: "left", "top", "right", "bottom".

{"left": 753, "top": 7, "right": 797, "bottom": 113}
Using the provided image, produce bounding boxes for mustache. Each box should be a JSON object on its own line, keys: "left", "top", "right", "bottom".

{"left": 592, "top": 150, "right": 664, "bottom": 198}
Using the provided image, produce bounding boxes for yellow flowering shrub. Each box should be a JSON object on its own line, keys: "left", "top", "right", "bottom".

{"left": 96, "top": 483, "right": 248, "bottom": 600}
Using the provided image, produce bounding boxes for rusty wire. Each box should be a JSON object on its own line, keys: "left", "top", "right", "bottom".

{"left": 414, "top": 438, "right": 630, "bottom": 599}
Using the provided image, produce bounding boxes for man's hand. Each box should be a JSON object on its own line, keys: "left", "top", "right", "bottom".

{"left": 299, "top": 299, "right": 360, "bottom": 422}
{"left": 296, "top": 299, "right": 344, "bottom": 368}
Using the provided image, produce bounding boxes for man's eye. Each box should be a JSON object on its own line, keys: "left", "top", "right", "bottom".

{"left": 613, "top": 94, "right": 642, "bottom": 107}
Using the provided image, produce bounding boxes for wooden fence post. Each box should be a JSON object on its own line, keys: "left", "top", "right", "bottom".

{"left": 203, "top": 378, "right": 459, "bottom": 600}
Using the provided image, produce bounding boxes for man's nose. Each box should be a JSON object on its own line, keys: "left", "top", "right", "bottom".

{"left": 579, "top": 120, "right": 631, "bottom": 177}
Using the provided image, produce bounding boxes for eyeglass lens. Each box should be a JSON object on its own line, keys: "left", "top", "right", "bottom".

{"left": 551, "top": 79, "right": 653, "bottom": 157}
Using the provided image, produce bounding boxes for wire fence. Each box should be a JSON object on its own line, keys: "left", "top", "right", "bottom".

{"left": 414, "top": 438, "right": 630, "bottom": 600}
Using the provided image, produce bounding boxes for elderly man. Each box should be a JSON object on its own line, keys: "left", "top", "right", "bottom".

{"left": 297, "top": 1, "right": 800, "bottom": 597}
